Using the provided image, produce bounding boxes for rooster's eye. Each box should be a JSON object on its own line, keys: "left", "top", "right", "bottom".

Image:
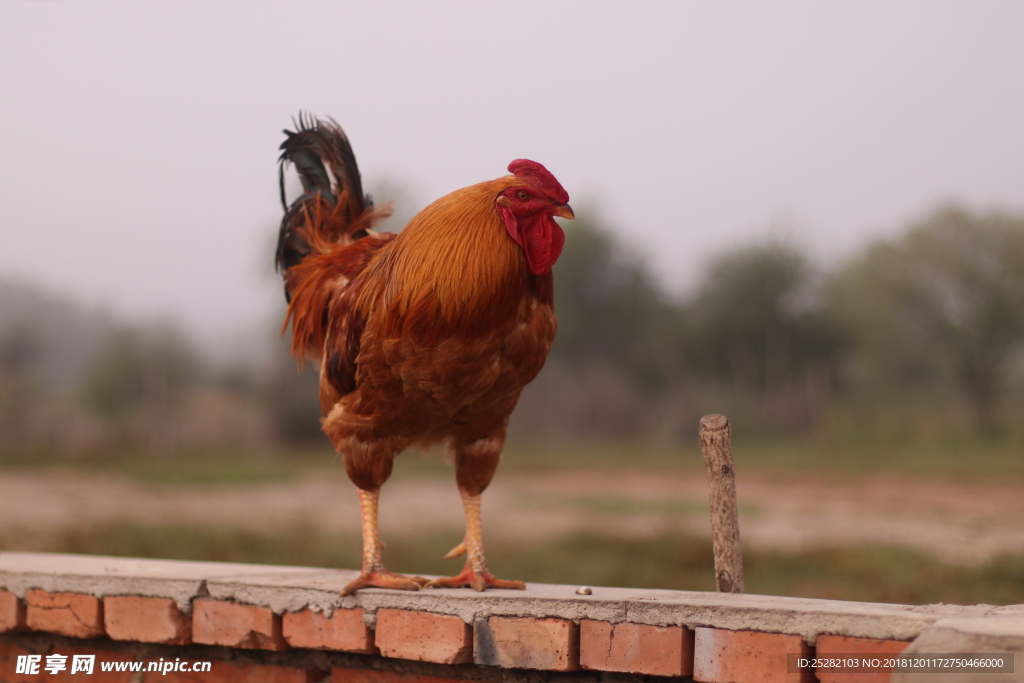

{"left": 517, "top": 191, "right": 529, "bottom": 200}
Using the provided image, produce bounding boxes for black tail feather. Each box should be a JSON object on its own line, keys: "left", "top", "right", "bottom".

{"left": 275, "top": 114, "right": 373, "bottom": 281}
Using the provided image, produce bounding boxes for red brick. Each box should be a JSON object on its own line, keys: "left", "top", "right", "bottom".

{"left": 331, "top": 670, "right": 467, "bottom": 683}
{"left": 475, "top": 616, "right": 579, "bottom": 671}
{"left": 815, "top": 634, "right": 911, "bottom": 683}
{"left": 693, "top": 627, "right": 814, "bottom": 683}
{"left": 24, "top": 589, "right": 104, "bottom": 638}
{"left": 580, "top": 619, "right": 694, "bottom": 676}
{"left": 374, "top": 609, "right": 472, "bottom": 665}
{"left": 104, "top": 596, "right": 191, "bottom": 644}
{"left": 0, "top": 642, "right": 138, "bottom": 683}
{"left": 283, "top": 607, "right": 375, "bottom": 652}
{"left": 0, "top": 590, "right": 26, "bottom": 632}
{"left": 0, "top": 642, "right": 38, "bottom": 683}
{"left": 160, "top": 661, "right": 322, "bottom": 683}
{"left": 192, "top": 598, "right": 287, "bottom": 650}
{"left": 49, "top": 646, "right": 139, "bottom": 683}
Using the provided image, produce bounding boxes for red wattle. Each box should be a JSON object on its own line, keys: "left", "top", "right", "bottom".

{"left": 498, "top": 205, "right": 564, "bottom": 275}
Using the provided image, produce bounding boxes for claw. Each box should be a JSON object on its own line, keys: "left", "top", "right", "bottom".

{"left": 443, "top": 541, "right": 467, "bottom": 560}
{"left": 341, "top": 569, "right": 429, "bottom": 596}
{"left": 426, "top": 564, "right": 526, "bottom": 592}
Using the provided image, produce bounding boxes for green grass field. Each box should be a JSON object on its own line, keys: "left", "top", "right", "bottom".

{"left": 6, "top": 430, "right": 1019, "bottom": 485}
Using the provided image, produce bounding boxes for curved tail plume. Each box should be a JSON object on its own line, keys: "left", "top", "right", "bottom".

{"left": 275, "top": 114, "right": 390, "bottom": 300}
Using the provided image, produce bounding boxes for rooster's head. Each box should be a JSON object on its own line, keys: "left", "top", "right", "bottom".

{"left": 496, "top": 159, "right": 573, "bottom": 276}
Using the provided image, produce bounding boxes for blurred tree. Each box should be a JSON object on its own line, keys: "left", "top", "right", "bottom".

{"left": 80, "top": 325, "right": 202, "bottom": 449}
{"left": 684, "top": 241, "right": 845, "bottom": 393}
{"left": 831, "top": 206, "right": 1024, "bottom": 434}
{"left": 551, "top": 214, "right": 675, "bottom": 389}
{"left": 81, "top": 330, "right": 147, "bottom": 419}
{"left": 675, "top": 241, "right": 847, "bottom": 433}
{"left": 0, "top": 325, "right": 44, "bottom": 445}
{"left": 265, "top": 337, "right": 324, "bottom": 445}
{"left": 512, "top": 213, "right": 681, "bottom": 438}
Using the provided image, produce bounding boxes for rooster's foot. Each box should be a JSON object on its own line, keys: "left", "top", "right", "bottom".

{"left": 341, "top": 569, "right": 429, "bottom": 596}
{"left": 425, "top": 565, "right": 525, "bottom": 591}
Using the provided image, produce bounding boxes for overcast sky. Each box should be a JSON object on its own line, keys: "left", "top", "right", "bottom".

{"left": 2, "top": 1, "right": 1023, "bottom": 342}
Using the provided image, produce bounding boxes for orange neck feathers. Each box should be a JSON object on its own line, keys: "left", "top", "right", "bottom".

{"left": 361, "top": 176, "right": 538, "bottom": 335}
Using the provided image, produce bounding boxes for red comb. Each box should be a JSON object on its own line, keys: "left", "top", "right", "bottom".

{"left": 508, "top": 159, "right": 569, "bottom": 204}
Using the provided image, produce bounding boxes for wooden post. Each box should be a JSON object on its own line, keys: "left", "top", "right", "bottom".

{"left": 699, "top": 413, "right": 744, "bottom": 593}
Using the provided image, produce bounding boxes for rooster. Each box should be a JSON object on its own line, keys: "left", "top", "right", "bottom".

{"left": 275, "top": 115, "right": 573, "bottom": 595}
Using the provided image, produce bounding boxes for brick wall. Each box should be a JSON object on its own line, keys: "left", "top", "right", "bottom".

{"left": 1, "top": 552, "right": 1022, "bottom": 682}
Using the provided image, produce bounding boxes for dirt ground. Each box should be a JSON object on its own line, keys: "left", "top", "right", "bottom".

{"left": 2, "top": 467, "right": 1021, "bottom": 565}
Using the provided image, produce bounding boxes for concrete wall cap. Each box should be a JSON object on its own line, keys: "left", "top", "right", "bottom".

{"left": 0, "top": 551, "right": 323, "bottom": 612}
{"left": 2, "top": 552, "right": 1020, "bottom": 643}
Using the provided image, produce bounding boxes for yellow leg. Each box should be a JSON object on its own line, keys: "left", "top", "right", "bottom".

{"left": 426, "top": 491, "right": 525, "bottom": 591}
{"left": 358, "top": 488, "right": 384, "bottom": 571}
{"left": 340, "top": 488, "right": 428, "bottom": 596}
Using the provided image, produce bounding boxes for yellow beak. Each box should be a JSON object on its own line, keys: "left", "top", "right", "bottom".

{"left": 553, "top": 204, "right": 575, "bottom": 220}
